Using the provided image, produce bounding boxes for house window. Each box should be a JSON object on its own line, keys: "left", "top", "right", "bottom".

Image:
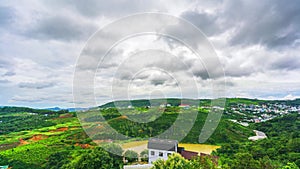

{"left": 167, "top": 153, "right": 172, "bottom": 156}
{"left": 151, "top": 151, "right": 155, "bottom": 156}
{"left": 159, "top": 152, "right": 163, "bottom": 157}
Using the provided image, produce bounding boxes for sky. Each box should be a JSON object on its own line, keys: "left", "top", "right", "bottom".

{"left": 0, "top": 0, "right": 300, "bottom": 108}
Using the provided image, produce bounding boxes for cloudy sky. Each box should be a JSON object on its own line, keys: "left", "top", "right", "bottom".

{"left": 1, "top": 0, "right": 300, "bottom": 108}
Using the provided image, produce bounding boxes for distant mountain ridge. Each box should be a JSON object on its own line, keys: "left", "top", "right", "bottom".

{"left": 99, "top": 98, "right": 300, "bottom": 108}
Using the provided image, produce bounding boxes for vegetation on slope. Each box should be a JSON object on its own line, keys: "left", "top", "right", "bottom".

{"left": 215, "top": 112, "right": 300, "bottom": 168}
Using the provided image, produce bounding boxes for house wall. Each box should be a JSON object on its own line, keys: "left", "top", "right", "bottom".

{"left": 148, "top": 149, "right": 175, "bottom": 164}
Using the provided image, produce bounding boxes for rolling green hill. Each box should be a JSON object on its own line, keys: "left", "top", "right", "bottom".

{"left": 0, "top": 98, "right": 299, "bottom": 168}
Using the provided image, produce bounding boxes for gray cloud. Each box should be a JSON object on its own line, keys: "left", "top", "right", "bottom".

{"left": 181, "top": 11, "right": 220, "bottom": 36}
{"left": 0, "top": 6, "right": 15, "bottom": 27}
{"left": 0, "top": 58, "right": 13, "bottom": 69}
{"left": 18, "top": 82, "right": 56, "bottom": 89}
{"left": 0, "top": 79, "right": 10, "bottom": 84}
{"left": 225, "top": 0, "right": 300, "bottom": 48}
{"left": 25, "top": 15, "right": 96, "bottom": 41}
{"left": 149, "top": 74, "right": 171, "bottom": 86}
{"left": 44, "top": 0, "right": 161, "bottom": 18}
{"left": 269, "top": 55, "right": 300, "bottom": 71}
{"left": 179, "top": 0, "right": 300, "bottom": 49}
{"left": 191, "top": 67, "right": 210, "bottom": 80}
{"left": 3, "top": 71, "right": 16, "bottom": 76}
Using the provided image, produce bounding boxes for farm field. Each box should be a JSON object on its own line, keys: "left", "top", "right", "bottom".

{"left": 121, "top": 140, "right": 220, "bottom": 155}
{"left": 178, "top": 143, "right": 220, "bottom": 154}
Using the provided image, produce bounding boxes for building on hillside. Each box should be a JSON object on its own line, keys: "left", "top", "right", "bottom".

{"left": 178, "top": 104, "right": 190, "bottom": 109}
{"left": 147, "top": 138, "right": 202, "bottom": 164}
{"left": 148, "top": 138, "right": 178, "bottom": 164}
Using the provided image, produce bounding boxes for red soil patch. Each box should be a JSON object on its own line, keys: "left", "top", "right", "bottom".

{"left": 57, "top": 127, "right": 68, "bottom": 131}
{"left": 29, "top": 134, "right": 48, "bottom": 141}
{"left": 19, "top": 138, "right": 29, "bottom": 145}
{"left": 59, "top": 113, "right": 73, "bottom": 118}
{"left": 50, "top": 127, "right": 69, "bottom": 132}
{"left": 96, "top": 125, "right": 104, "bottom": 129}
{"left": 75, "top": 143, "right": 91, "bottom": 149}
{"left": 116, "top": 115, "right": 128, "bottom": 120}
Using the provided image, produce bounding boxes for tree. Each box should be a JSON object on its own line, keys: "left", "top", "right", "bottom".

{"left": 152, "top": 153, "right": 191, "bottom": 169}
{"left": 102, "top": 143, "right": 124, "bottom": 167}
{"left": 45, "top": 151, "right": 70, "bottom": 169}
{"left": 124, "top": 150, "right": 138, "bottom": 163}
{"left": 281, "top": 162, "right": 299, "bottom": 169}
{"left": 231, "top": 153, "right": 260, "bottom": 169}
{"left": 190, "top": 156, "right": 218, "bottom": 169}
{"left": 140, "top": 149, "right": 149, "bottom": 162}
{"left": 64, "top": 147, "right": 123, "bottom": 169}
{"left": 102, "top": 143, "right": 123, "bottom": 156}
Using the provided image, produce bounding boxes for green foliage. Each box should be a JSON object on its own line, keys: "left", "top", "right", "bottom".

{"left": 44, "top": 151, "right": 71, "bottom": 169}
{"left": 0, "top": 101, "right": 299, "bottom": 168}
{"left": 0, "top": 107, "right": 70, "bottom": 135}
{"left": 152, "top": 153, "right": 190, "bottom": 169}
{"left": 0, "top": 114, "right": 56, "bottom": 134}
{"left": 97, "top": 107, "right": 252, "bottom": 144}
{"left": 140, "top": 149, "right": 148, "bottom": 162}
{"left": 63, "top": 147, "right": 123, "bottom": 169}
{"left": 281, "top": 162, "right": 299, "bottom": 169}
{"left": 254, "top": 113, "right": 300, "bottom": 138}
{"left": 151, "top": 153, "right": 218, "bottom": 169}
{"left": 102, "top": 143, "right": 123, "bottom": 155}
{"left": 216, "top": 113, "right": 300, "bottom": 168}
{"left": 124, "top": 150, "right": 138, "bottom": 163}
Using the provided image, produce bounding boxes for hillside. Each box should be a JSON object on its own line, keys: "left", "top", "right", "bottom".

{"left": 215, "top": 112, "right": 300, "bottom": 167}
{"left": 0, "top": 98, "right": 299, "bottom": 168}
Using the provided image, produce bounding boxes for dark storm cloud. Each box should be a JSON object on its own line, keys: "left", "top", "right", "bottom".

{"left": 18, "top": 82, "right": 56, "bottom": 89}
{"left": 25, "top": 15, "right": 96, "bottom": 41}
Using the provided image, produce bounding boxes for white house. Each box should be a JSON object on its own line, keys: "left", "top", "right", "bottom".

{"left": 147, "top": 138, "right": 178, "bottom": 164}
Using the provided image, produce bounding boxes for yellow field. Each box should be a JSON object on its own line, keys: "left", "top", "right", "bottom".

{"left": 121, "top": 140, "right": 148, "bottom": 149}
{"left": 178, "top": 143, "right": 221, "bottom": 154}
{"left": 121, "top": 141, "right": 221, "bottom": 155}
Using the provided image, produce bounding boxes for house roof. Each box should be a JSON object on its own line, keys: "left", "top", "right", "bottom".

{"left": 147, "top": 138, "right": 178, "bottom": 151}
{"left": 180, "top": 150, "right": 198, "bottom": 160}
{"left": 179, "top": 104, "right": 190, "bottom": 106}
